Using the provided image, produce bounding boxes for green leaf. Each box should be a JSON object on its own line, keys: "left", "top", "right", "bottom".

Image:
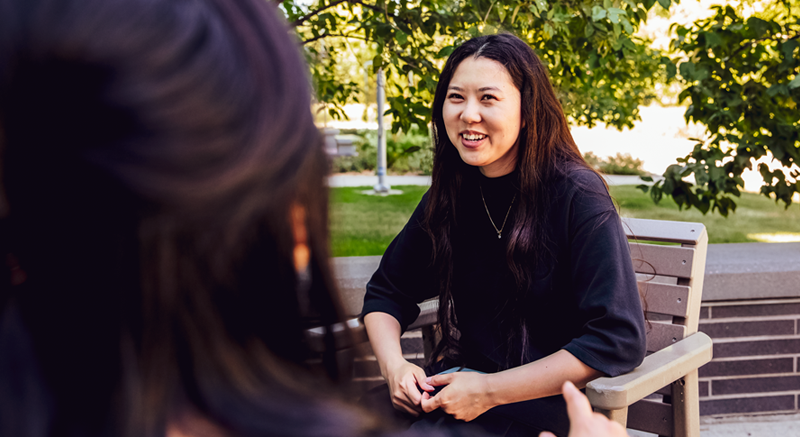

{"left": 703, "top": 31, "right": 722, "bottom": 48}
{"left": 436, "top": 45, "right": 454, "bottom": 59}
{"left": 609, "top": 7, "right": 626, "bottom": 16}
{"left": 640, "top": 175, "right": 654, "bottom": 182}
{"left": 636, "top": 184, "right": 650, "bottom": 193}
{"left": 789, "top": 75, "right": 800, "bottom": 90}
{"left": 767, "top": 83, "right": 789, "bottom": 97}
{"left": 497, "top": 6, "right": 507, "bottom": 23}
{"left": 395, "top": 30, "right": 408, "bottom": 45}
{"left": 781, "top": 40, "right": 799, "bottom": 60}
{"left": 401, "top": 146, "right": 421, "bottom": 155}
{"left": 592, "top": 6, "right": 606, "bottom": 21}
{"left": 372, "top": 55, "right": 383, "bottom": 72}
{"left": 665, "top": 61, "right": 677, "bottom": 79}
{"left": 650, "top": 184, "right": 663, "bottom": 203}
{"left": 636, "top": 7, "right": 648, "bottom": 22}
{"left": 747, "top": 17, "right": 769, "bottom": 38}
{"left": 656, "top": 0, "right": 671, "bottom": 10}
{"left": 608, "top": 8, "right": 621, "bottom": 24}
{"left": 585, "top": 23, "right": 595, "bottom": 38}
{"left": 543, "top": 23, "right": 555, "bottom": 39}
{"left": 621, "top": 16, "right": 633, "bottom": 34}
{"left": 679, "top": 61, "right": 695, "bottom": 80}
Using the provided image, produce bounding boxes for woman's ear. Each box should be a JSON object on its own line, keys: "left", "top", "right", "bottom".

{"left": 290, "top": 204, "right": 310, "bottom": 272}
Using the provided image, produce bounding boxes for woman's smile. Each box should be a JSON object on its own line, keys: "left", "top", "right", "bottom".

{"left": 443, "top": 56, "right": 522, "bottom": 177}
{"left": 460, "top": 130, "right": 488, "bottom": 148}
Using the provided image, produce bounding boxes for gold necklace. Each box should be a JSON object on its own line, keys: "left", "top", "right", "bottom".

{"left": 479, "top": 185, "right": 516, "bottom": 239}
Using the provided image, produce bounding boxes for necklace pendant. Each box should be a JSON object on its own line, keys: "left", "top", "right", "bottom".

{"left": 497, "top": 233, "right": 502, "bottom": 239}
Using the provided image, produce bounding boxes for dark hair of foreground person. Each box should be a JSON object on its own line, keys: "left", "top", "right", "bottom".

{"left": 0, "top": 0, "right": 380, "bottom": 436}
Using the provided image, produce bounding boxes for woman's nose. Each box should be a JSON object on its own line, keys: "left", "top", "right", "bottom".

{"left": 460, "top": 99, "right": 481, "bottom": 124}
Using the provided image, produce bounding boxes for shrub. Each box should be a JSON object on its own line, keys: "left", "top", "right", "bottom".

{"left": 330, "top": 127, "right": 433, "bottom": 174}
{"left": 583, "top": 152, "right": 647, "bottom": 176}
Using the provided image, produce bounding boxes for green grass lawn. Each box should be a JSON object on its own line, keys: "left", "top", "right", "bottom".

{"left": 330, "top": 185, "right": 800, "bottom": 257}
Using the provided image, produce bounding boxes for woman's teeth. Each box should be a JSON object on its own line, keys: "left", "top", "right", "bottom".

{"left": 463, "top": 133, "right": 486, "bottom": 141}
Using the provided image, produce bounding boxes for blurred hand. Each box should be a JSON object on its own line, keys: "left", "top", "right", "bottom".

{"left": 420, "top": 371, "right": 496, "bottom": 422}
{"left": 539, "top": 381, "right": 629, "bottom": 437}
{"left": 384, "top": 359, "right": 435, "bottom": 416}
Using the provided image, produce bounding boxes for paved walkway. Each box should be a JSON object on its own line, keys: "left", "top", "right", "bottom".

{"left": 328, "top": 174, "right": 652, "bottom": 188}
{"left": 699, "top": 413, "right": 800, "bottom": 437}
{"left": 626, "top": 412, "right": 800, "bottom": 436}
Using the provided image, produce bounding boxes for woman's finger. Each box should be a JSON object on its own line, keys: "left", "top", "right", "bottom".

{"left": 414, "top": 370, "right": 435, "bottom": 391}
{"left": 538, "top": 433, "right": 556, "bottom": 437}
{"left": 393, "top": 386, "right": 421, "bottom": 415}
{"left": 420, "top": 390, "right": 440, "bottom": 413}
{"left": 403, "top": 376, "right": 422, "bottom": 404}
{"left": 426, "top": 372, "right": 455, "bottom": 387}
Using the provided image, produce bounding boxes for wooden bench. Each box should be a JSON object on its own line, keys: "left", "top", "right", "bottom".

{"left": 332, "top": 217, "right": 713, "bottom": 437}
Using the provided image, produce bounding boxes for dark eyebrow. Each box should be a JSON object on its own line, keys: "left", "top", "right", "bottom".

{"left": 447, "top": 85, "right": 501, "bottom": 92}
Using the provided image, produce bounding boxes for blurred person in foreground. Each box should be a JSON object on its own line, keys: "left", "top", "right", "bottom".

{"left": 0, "top": 0, "right": 384, "bottom": 436}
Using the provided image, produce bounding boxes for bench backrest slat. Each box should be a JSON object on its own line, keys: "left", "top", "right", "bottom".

{"left": 646, "top": 321, "right": 688, "bottom": 352}
{"left": 630, "top": 243, "right": 695, "bottom": 279}
{"left": 637, "top": 282, "right": 690, "bottom": 318}
{"left": 622, "top": 217, "right": 705, "bottom": 245}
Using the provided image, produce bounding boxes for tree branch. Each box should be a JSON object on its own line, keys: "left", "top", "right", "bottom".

{"left": 292, "top": 0, "right": 347, "bottom": 27}
{"left": 292, "top": 0, "right": 384, "bottom": 27}
{"left": 302, "top": 32, "right": 371, "bottom": 45}
{"left": 720, "top": 32, "right": 800, "bottom": 62}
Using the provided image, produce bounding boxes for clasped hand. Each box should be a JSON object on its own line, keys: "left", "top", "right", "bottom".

{"left": 384, "top": 360, "right": 435, "bottom": 416}
{"left": 386, "top": 362, "right": 496, "bottom": 421}
{"left": 420, "top": 372, "right": 496, "bottom": 422}
{"left": 386, "top": 361, "right": 496, "bottom": 422}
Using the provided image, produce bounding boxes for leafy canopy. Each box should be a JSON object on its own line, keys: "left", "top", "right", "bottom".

{"left": 279, "top": 0, "right": 800, "bottom": 215}
{"left": 280, "top": 0, "right": 671, "bottom": 133}
{"left": 639, "top": 1, "right": 799, "bottom": 216}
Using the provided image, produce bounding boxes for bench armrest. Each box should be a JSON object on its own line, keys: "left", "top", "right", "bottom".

{"left": 585, "top": 332, "right": 713, "bottom": 411}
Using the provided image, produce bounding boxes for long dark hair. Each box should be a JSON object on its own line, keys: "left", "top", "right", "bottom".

{"left": 0, "top": 1, "right": 368, "bottom": 436}
{"left": 426, "top": 33, "right": 602, "bottom": 367}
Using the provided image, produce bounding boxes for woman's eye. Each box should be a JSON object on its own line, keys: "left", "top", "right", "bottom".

{"left": 447, "top": 93, "right": 463, "bottom": 99}
{"left": 481, "top": 94, "right": 497, "bottom": 101}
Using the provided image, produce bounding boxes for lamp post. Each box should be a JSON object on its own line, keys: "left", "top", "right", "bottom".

{"left": 373, "top": 67, "right": 390, "bottom": 193}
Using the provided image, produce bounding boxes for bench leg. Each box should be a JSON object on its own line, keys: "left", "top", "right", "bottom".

{"left": 672, "top": 370, "right": 700, "bottom": 437}
{"left": 594, "top": 406, "right": 628, "bottom": 428}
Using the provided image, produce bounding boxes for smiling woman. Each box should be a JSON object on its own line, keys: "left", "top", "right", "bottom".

{"left": 361, "top": 33, "right": 647, "bottom": 437}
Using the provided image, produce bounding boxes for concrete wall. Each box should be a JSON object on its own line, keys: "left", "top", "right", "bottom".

{"left": 334, "top": 242, "right": 800, "bottom": 417}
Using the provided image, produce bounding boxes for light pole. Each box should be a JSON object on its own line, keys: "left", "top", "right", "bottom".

{"left": 373, "top": 67, "right": 390, "bottom": 193}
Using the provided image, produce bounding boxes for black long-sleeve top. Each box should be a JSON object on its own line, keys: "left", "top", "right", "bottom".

{"left": 362, "top": 167, "right": 646, "bottom": 377}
